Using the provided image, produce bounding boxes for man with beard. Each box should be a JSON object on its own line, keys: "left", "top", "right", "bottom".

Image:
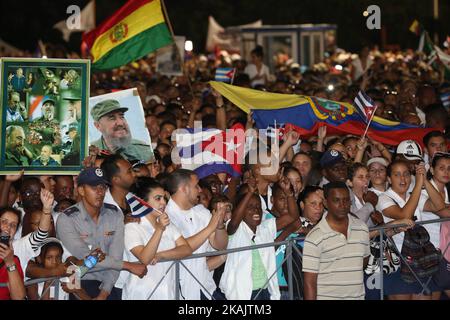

{"left": 91, "top": 99, "right": 154, "bottom": 162}
{"left": 31, "top": 145, "right": 60, "bottom": 166}
{"left": 5, "top": 125, "right": 34, "bottom": 166}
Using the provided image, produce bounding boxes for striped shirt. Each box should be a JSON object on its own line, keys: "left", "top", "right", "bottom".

{"left": 302, "top": 213, "right": 370, "bottom": 300}
{"left": 29, "top": 228, "right": 49, "bottom": 252}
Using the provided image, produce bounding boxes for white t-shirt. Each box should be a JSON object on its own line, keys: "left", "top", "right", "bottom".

{"left": 369, "top": 187, "right": 386, "bottom": 197}
{"left": 244, "top": 63, "right": 270, "bottom": 87}
{"left": 122, "top": 218, "right": 182, "bottom": 300}
{"left": 219, "top": 218, "right": 280, "bottom": 300}
{"left": 376, "top": 188, "right": 428, "bottom": 250}
{"left": 12, "top": 233, "right": 38, "bottom": 274}
{"left": 165, "top": 199, "right": 217, "bottom": 300}
{"left": 419, "top": 179, "right": 449, "bottom": 248}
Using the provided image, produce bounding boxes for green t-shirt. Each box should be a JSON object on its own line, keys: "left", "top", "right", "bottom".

{"left": 251, "top": 242, "right": 268, "bottom": 290}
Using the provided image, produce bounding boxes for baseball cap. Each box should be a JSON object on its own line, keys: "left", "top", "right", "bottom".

{"left": 320, "top": 149, "right": 345, "bottom": 168}
{"left": 77, "top": 168, "right": 108, "bottom": 186}
{"left": 367, "top": 157, "right": 389, "bottom": 168}
{"left": 396, "top": 140, "right": 423, "bottom": 161}
{"left": 90, "top": 99, "right": 128, "bottom": 122}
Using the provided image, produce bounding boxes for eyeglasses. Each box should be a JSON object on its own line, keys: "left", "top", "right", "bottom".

{"left": 0, "top": 218, "right": 18, "bottom": 230}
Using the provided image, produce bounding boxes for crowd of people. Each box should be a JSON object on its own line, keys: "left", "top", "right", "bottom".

{"left": 0, "top": 40, "right": 450, "bottom": 300}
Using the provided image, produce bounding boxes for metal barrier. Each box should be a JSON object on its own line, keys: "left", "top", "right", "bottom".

{"left": 2, "top": 217, "right": 449, "bottom": 300}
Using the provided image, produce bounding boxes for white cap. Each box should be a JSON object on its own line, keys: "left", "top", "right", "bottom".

{"left": 396, "top": 140, "right": 423, "bottom": 161}
{"left": 367, "top": 157, "right": 389, "bottom": 168}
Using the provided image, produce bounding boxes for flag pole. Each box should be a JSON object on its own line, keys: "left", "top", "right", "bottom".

{"left": 361, "top": 106, "right": 378, "bottom": 139}
{"left": 160, "top": 0, "right": 195, "bottom": 99}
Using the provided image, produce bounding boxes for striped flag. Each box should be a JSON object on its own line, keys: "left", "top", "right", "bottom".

{"left": 354, "top": 90, "right": 377, "bottom": 122}
{"left": 215, "top": 68, "right": 235, "bottom": 83}
{"left": 441, "top": 92, "right": 450, "bottom": 109}
{"left": 82, "top": 0, "right": 173, "bottom": 71}
{"left": 28, "top": 95, "right": 45, "bottom": 120}
{"left": 126, "top": 192, "right": 155, "bottom": 218}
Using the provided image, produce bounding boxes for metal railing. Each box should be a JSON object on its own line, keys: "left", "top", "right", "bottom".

{"left": 2, "top": 217, "right": 449, "bottom": 300}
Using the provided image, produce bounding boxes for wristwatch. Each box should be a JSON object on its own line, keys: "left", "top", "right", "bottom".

{"left": 6, "top": 263, "right": 17, "bottom": 272}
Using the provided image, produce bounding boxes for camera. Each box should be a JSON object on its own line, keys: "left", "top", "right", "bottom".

{"left": 0, "top": 233, "right": 10, "bottom": 246}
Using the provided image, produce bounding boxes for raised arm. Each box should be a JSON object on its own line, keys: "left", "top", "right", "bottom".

{"left": 212, "top": 89, "right": 227, "bottom": 131}
{"left": 276, "top": 176, "right": 300, "bottom": 231}
{"left": 130, "top": 214, "right": 168, "bottom": 265}
{"left": 382, "top": 165, "right": 425, "bottom": 220}
{"left": 279, "top": 131, "right": 300, "bottom": 164}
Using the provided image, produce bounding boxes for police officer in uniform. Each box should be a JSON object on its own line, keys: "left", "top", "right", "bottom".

{"left": 56, "top": 167, "right": 147, "bottom": 300}
{"left": 90, "top": 99, "right": 154, "bottom": 163}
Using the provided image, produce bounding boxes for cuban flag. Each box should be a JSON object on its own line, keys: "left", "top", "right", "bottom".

{"left": 214, "top": 68, "right": 235, "bottom": 83}
{"left": 174, "top": 123, "right": 245, "bottom": 179}
{"left": 353, "top": 90, "right": 377, "bottom": 122}
{"left": 126, "top": 192, "right": 155, "bottom": 218}
{"left": 441, "top": 92, "right": 450, "bottom": 109}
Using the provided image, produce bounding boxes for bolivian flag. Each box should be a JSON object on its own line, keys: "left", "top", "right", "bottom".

{"left": 210, "top": 81, "right": 437, "bottom": 147}
{"left": 82, "top": 0, "right": 173, "bottom": 71}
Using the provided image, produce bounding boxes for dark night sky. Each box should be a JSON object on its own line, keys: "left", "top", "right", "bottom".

{"left": 0, "top": 0, "right": 449, "bottom": 53}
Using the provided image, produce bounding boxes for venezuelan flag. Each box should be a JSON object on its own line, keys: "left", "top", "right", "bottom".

{"left": 82, "top": 0, "right": 173, "bottom": 71}
{"left": 210, "top": 81, "right": 436, "bottom": 147}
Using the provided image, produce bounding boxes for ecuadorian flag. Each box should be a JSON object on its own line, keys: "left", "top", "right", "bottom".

{"left": 210, "top": 81, "right": 437, "bottom": 147}
{"left": 82, "top": 0, "right": 173, "bottom": 71}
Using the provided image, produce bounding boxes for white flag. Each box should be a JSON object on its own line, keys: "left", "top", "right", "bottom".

{"left": 53, "top": 0, "right": 95, "bottom": 42}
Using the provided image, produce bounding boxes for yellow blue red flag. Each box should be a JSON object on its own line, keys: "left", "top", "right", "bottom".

{"left": 210, "top": 81, "right": 436, "bottom": 146}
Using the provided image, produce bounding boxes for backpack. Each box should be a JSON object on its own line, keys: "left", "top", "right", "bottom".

{"left": 400, "top": 224, "right": 442, "bottom": 283}
{"left": 365, "top": 236, "right": 400, "bottom": 275}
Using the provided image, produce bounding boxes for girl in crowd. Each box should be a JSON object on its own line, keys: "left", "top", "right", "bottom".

{"left": 283, "top": 166, "right": 303, "bottom": 200}
{"left": 347, "top": 163, "right": 383, "bottom": 227}
{"left": 219, "top": 175, "right": 299, "bottom": 300}
{"left": 0, "top": 207, "right": 26, "bottom": 300}
{"left": 275, "top": 186, "right": 325, "bottom": 300}
{"left": 27, "top": 239, "right": 69, "bottom": 300}
{"left": 423, "top": 152, "right": 450, "bottom": 299}
{"left": 376, "top": 160, "right": 445, "bottom": 300}
{"left": 368, "top": 157, "right": 389, "bottom": 196}
{"left": 123, "top": 177, "right": 192, "bottom": 300}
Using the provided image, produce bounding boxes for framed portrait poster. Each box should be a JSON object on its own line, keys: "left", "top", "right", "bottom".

{"left": 0, "top": 57, "right": 90, "bottom": 174}
{"left": 88, "top": 88, "right": 155, "bottom": 163}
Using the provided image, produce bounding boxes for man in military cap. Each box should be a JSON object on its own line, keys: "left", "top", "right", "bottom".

{"left": 61, "top": 124, "right": 81, "bottom": 165}
{"left": 90, "top": 99, "right": 154, "bottom": 162}
{"left": 62, "top": 89, "right": 82, "bottom": 122}
{"left": 5, "top": 125, "right": 34, "bottom": 166}
{"left": 31, "top": 145, "right": 60, "bottom": 167}
{"left": 33, "top": 97, "right": 59, "bottom": 145}
{"left": 56, "top": 167, "right": 147, "bottom": 300}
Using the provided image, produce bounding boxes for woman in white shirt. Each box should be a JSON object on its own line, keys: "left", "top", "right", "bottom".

{"left": 423, "top": 153, "right": 450, "bottom": 299}
{"left": 376, "top": 160, "right": 445, "bottom": 300}
{"left": 123, "top": 178, "right": 192, "bottom": 300}
{"left": 244, "top": 46, "right": 271, "bottom": 88}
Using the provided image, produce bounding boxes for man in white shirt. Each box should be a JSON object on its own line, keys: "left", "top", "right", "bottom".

{"left": 165, "top": 169, "right": 228, "bottom": 300}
